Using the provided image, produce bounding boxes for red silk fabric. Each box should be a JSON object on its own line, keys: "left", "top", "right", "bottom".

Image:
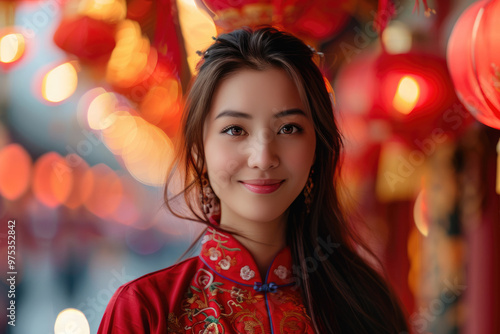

{"left": 98, "top": 226, "right": 315, "bottom": 333}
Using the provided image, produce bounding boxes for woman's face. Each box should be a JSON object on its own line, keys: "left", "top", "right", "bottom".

{"left": 203, "top": 67, "right": 316, "bottom": 224}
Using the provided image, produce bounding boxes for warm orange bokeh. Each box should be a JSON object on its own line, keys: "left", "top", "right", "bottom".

{"left": 109, "top": 175, "right": 142, "bottom": 225}
{"left": 83, "top": 163, "right": 123, "bottom": 218}
{"left": 41, "top": 62, "right": 78, "bottom": 103}
{"left": 121, "top": 117, "right": 175, "bottom": 186}
{"left": 0, "top": 33, "right": 25, "bottom": 65}
{"left": 33, "top": 152, "right": 73, "bottom": 208}
{"left": 63, "top": 154, "right": 93, "bottom": 209}
{"left": 0, "top": 143, "right": 32, "bottom": 200}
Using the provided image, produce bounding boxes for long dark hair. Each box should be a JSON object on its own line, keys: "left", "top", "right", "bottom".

{"left": 164, "top": 25, "right": 409, "bottom": 333}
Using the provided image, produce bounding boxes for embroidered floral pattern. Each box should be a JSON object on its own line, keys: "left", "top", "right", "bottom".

{"left": 165, "top": 228, "right": 314, "bottom": 333}
{"left": 218, "top": 256, "right": 231, "bottom": 270}
{"left": 230, "top": 287, "right": 245, "bottom": 303}
{"left": 194, "top": 269, "right": 214, "bottom": 290}
{"left": 240, "top": 265, "right": 255, "bottom": 281}
{"left": 208, "top": 247, "right": 222, "bottom": 261}
{"left": 274, "top": 265, "right": 288, "bottom": 280}
{"left": 201, "top": 234, "right": 212, "bottom": 244}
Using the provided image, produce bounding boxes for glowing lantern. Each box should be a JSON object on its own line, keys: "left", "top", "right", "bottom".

{"left": 41, "top": 62, "right": 78, "bottom": 103}
{"left": 53, "top": 15, "right": 116, "bottom": 62}
{"left": 335, "top": 51, "right": 465, "bottom": 145}
{"left": 447, "top": 0, "right": 500, "bottom": 129}
{"left": 33, "top": 152, "right": 73, "bottom": 208}
{"left": 0, "top": 144, "right": 32, "bottom": 200}
{"left": 392, "top": 76, "right": 420, "bottom": 115}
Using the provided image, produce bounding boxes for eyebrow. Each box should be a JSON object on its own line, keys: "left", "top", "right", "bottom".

{"left": 214, "top": 108, "right": 307, "bottom": 120}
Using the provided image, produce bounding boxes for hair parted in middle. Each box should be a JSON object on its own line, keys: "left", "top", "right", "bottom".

{"left": 164, "top": 25, "right": 408, "bottom": 333}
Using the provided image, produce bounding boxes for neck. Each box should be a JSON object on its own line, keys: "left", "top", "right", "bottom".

{"left": 219, "top": 212, "right": 288, "bottom": 280}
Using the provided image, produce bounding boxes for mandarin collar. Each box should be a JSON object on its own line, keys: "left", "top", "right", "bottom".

{"left": 199, "top": 217, "right": 294, "bottom": 288}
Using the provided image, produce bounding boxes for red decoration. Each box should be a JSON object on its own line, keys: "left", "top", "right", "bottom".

{"left": 335, "top": 51, "right": 469, "bottom": 146}
{"left": 447, "top": 0, "right": 500, "bottom": 129}
{"left": 200, "top": 0, "right": 352, "bottom": 42}
{"left": 53, "top": 16, "right": 116, "bottom": 63}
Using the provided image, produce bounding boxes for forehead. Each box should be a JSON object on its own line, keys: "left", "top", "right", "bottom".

{"left": 207, "top": 67, "right": 308, "bottom": 121}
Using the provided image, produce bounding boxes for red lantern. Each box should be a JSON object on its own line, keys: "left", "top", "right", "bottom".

{"left": 447, "top": 0, "right": 500, "bottom": 129}
{"left": 200, "top": 0, "right": 351, "bottom": 42}
{"left": 335, "top": 50, "right": 469, "bottom": 147}
{"left": 53, "top": 15, "right": 116, "bottom": 63}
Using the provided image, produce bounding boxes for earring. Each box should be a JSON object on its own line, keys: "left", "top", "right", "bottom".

{"left": 199, "top": 172, "right": 220, "bottom": 216}
{"left": 303, "top": 168, "right": 314, "bottom": 214}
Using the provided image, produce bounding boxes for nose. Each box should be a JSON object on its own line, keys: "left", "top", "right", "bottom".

{"left": 247, "top": 136, "right": 279, "bottom": 170}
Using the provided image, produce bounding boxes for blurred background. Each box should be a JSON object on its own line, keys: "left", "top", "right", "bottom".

{"left": 0, "top": 0, "right": 499, "bottom": 333}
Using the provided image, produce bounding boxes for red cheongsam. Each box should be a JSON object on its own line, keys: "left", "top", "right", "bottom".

{"left": 98, "top": 222, "right": 316, "bottom": 333}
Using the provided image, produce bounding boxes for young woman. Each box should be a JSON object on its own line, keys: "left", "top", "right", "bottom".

{"left": 98, "top": 26, "right": 409, "bottom": 333}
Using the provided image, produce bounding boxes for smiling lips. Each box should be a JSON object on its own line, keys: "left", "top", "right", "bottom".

{"left": 239, "top": 179, "right": 284, "bottom": 194}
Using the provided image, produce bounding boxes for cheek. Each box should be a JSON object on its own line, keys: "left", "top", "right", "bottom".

{"left": 285, "top": 137, "right": 316, "bottom": 168}
{"left": 205, "top": 141, "right": 243, "bottom": 190}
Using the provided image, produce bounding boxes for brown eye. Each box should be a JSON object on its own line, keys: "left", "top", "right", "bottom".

{"left": 222, "top": 126, "right": 245, "bottom": 136}
{"left": 279, "top": 124, "right": 302, "bottom": 135}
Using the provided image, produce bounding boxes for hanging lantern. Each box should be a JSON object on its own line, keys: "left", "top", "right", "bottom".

{"left": 375, "top": 53, "right": 458, "bottom": 133}
{"left": 53, "top": 15, "right": 116, "bottom": 63}
{"left": 200, "top": 0, "right": 352, "bottom": 43}
{"left": 335, "top": 51, "right": 467, "bottom": 147}
{"left": 447, "top": 0, "right": 500, "bottom": 130}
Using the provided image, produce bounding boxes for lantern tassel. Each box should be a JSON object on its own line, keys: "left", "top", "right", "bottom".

{"left": 413, "top": 0, "right": 436, "bottom": 17}
{"left": 497, "top": 138, "right": 500, "bottom": 195}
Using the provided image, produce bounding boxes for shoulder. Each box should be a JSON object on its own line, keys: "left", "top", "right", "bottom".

{"left": 125, "top": 256, "right": 201, "bottom": 293}
{"left": 98, "top": 256, "right": 202, "bottom": 334}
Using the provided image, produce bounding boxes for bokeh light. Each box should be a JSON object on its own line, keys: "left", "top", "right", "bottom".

{"left": 382, "top": 21, "right": 412, "bottom": 54}
{"left": 177, "top": 0, "right": 217, "bottom": 75}
{"left": 83, "top": 163, "right": 123, "bottom": 218}
{"left": 0, "top": 33, "right": 25, "bottom": 64}
{"left": 87, "top": 90, "right": 121, "bottom": 130}
{"left": 0, "top": 143, "right": 32, "bottom": 200}
{"left": 63, "top": 154, "right": 93, "bottom": 209}
{"left": 42, "top": 62, "right": 79, "bottom": 103}
{"left": 140, "top": 78, "right": 181, "bottom": 126}
{"left": 54, "top": 308, "right": 90, "bottom": 334}
{"left": 78, "top": 0, "right": 127, "bottom": 23}
{"left": 33, "top": 152, "right": 73, "bottom": 208}
{"left": 108, "top": 174, "right": 145, "bottom": 226}
{"left": 106, "top": 20, "right": 154, "bottom": 88}
{"left": 393, "top": 75, "right": 420, "bottom": 115}
{"left": 413, "top": 190, "right": 430, "bottom": 237}
{"left": 121, "top": 117, "right": 175, "bottom": 186}
{"left": 101, "top": 111, "right": 138, "bottom": 155}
